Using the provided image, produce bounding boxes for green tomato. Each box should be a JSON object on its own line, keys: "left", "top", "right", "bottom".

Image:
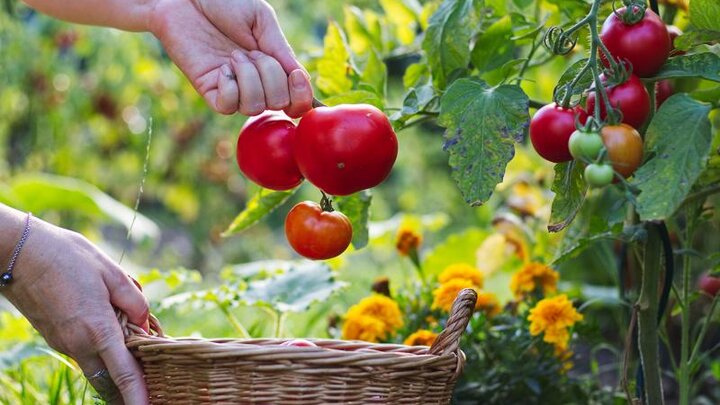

{"left": 568, "top": 130, "right": 604, "bottom": 161}
{"left": 584, "top": 163, "right": 614, "bottom": 187}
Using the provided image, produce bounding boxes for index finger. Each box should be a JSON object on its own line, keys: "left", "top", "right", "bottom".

{"left": 96, "top": 325, "right": 149, "bottom": 405}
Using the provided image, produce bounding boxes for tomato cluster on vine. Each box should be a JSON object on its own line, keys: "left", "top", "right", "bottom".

{"left": 235, "top": 104, "right": 398, "bottom": 260}
{"left": 530, "top": 3, "right": 677, "bottom": 189}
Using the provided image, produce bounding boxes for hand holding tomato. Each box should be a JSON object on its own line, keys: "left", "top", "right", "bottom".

{"left": 285, "top": 201, "right": 352, "bottom": 260}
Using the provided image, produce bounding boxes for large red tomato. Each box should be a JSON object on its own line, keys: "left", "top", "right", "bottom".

{"left": 294, "top": 104, "right": 398, "bottom": 196}
{"left": 586, "top": 74, "right": 650, "bottom": 129}
{"left": 236, "top": 111, "right": 303, "bottom": 191}
{"left": 529, "top": 103, "right": 588, "bottom": 163}
{"left": 285, "top": 201, "right": 353, "bottom": 260}
{"left": 600, "top": 7, "right": 670, "bottom": 77}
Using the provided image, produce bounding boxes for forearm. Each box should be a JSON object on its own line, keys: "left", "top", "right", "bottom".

{"left": 21, "top": 0, "right": 155, "bottom": 32}
{"left": 0, "top": 204, "right": 27, "bottom": 273}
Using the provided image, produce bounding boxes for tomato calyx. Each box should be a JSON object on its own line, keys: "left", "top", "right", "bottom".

{"left": 319, "top": 191, "right": 335, "bottom": 213}
{"left": 615, "top": 1, "right": 647, "bottom": 25}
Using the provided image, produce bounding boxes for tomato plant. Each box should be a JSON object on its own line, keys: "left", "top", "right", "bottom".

{"left": 568, "top": 129, "right": 604, "bottom": 162}
{"left": 236, "top": 111, "right": 303, "bottom": 191}
{"left": 294, "top": 104, "right": 398, "bottom": 196}
{"left": 586, "top": 74, "right": 650, "bottom": 129}
{"left": 584, "top": 163, "right": 614, "bottom": 187}
{"left": 600, "top": 7, "right": 670, "bottom": 77}
{"left": 530, "top": 103, "right": 588, "bottom": 163}
{"left": 284, "top": 201, "right": 352, "bottom": 260}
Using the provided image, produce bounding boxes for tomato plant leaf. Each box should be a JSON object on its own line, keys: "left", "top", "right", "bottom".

{"left": 335, "top": 190, "right": 372, "bottom": 249}
{"left": 548, "top": 161, "right": 587, "bottom": 233}
{"left": 674, "top": 30, "right": 720, "bottom": 52}
{"left": 651, "top": 52, "right": 720, "bottom": 82}
{"left": 343, "top": 6, "right": 383, "bottom": 54}
{"left": 403, "top": 62, "right": 430, "bottom": 88}
{"left": 632, "top": 94, "right": 713, "bottom": 220}
{"left": 379, "top": 0, "right": 421, "bottom": 45}
{"left": 439, "top": 78, "right": 530, "bottom": 206}
{"left": 422, "top": 0, "right": 481, "bottom": 89}
{"left": 317, "top": 22, "right": 354, "bottom": 96}
{"left": 241, "top": 262, "right": 347, "bottom": 313}
{"left": 359, "top": 49, "right": 387, "bottom": 97}
{"left": 471, "top": 15, "right": 515, "bottom": 74}
{"left": 322, "top": 90, "right": 384, "bottom": 109}
{"left": 222, "top": 188, "right": 297, "bottom": 237}
{"left": 690, "top": 0, "right": 720, "bottom": 32}
{"left": 554, "top": 58, "right": 591, "bottom": 103}
{"left": 390, "top": 84, "right": 438, "bottom": 129}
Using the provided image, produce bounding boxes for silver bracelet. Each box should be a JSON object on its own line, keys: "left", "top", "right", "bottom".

{"left": 1, "top": 212, "right": 32, "bottom": 287}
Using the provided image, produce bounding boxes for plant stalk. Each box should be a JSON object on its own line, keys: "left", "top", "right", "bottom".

{"left": 678, "top": 209, "right": 696, "bottom": 405}
{"left": 218, "top": 303, "right": 251, "bottom": 339}
{"left": 637, "top": 223, "right": 665, "bottom": 405}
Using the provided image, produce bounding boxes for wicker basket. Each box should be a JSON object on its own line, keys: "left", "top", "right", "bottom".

{"left": 122, "top": 289, "right": 478, "bottom": 404}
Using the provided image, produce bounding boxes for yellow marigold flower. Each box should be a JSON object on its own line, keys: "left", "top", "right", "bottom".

{"left": 507, "top": 181, "right": 544, "bottom": 217}
{"left": 510, "top": 262, "right": 559, "bottom": 299}
{"left": 438, "top": 263, "right": 484, "bottom": 288}
{"left": 476, "top": 292, "right": 501, "bottom": 317}
{"left": 346, "top": 294, "right": 404, "bottom": 334}
{"left": 341, "top": 314, "right": 386, "bottom": 342}
{"left": 403, "top": 329, "right": 438, "bottom": 346}
{"left": 395, "top": 225, "right": 422, "bottom": 256}
{"left": 528, "top": 295, "right": 583, "bottom": 351}
{"left": 432, "top": 279, "right": 479, "bottom": 312}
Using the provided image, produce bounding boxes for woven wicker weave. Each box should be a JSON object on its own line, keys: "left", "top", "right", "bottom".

{"left": 122, "top": 288, "right": 477, "bottom": 404}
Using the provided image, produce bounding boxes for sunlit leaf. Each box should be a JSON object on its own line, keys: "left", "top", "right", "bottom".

{"left": 322, "top": 90, "right": 384, "bottom": 109}
{"left": 343, "top": 6, "right": 381, "bottom": 54}
{"left": 548, "top": 162, "right": 587, "bottom": 232}
{"left": 335, "top": 190, "right": 372, "bottom": 249}
{"left": 222, "top": 188, "right": 297, "bottom": 237}
{"left": 360, "top": 49, "right": 387, "bottom": 96}
{"left": 471, "top": 15, "right": 515, "bottom": 73}
{"left": 690, "top": 0, "right": 720, "bottom": 31}
{"left": 651, "top": 52, "right": 720, "bottom": 82}
{"left": 316, "top": 22, "right": 354, "bottom": 96}
{"left": 422, "top": 228, "right": 488, "bottom": 278}
{"left": 380, "top": 0, "right": 421, "bottom": 45}
{"left": 632, "top": 94, "right": 713, "bottom": 220}
{"left": 439, "top": 78, "right": 529, "bottom": 206}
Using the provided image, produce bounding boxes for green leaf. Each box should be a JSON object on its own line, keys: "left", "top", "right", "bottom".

{"left": 137, "top": 268, "right": 202, "bottom": 290}
{"left": 651, "top": 52, "right": 720, "bottom": 82}
{"left": 222, "top": 188, "right": 297, "bottom": 237}
{"left": 548, "top": 161, "right": 587, "bottom": 233}
{"left": 390, "top": 84, "right": 438, "bottom": 129}
{"left": 322, "top": 90, "right": 383, "bottom": 109}
{"left": 422, "top": 228, "right": 488, "bottom": 278}
{"left": 0, "top": 344, "right": 50, "bottom": 371}
{"left": 438, "top": 78, "right": 529, "bottom": 206}
{"left": 343, "top": 6, "right": 382, "bottom": 54}
{"left": 380, "top": 0, "right": 421, "bottom": 45}
{"left": 631, "top": 94, "right": 713, "bottom": 220}
{"left": 241, "top": 262, "right": 347, "bottom": 313}
{"left": 690, "top": 0, "right": 720, "bottom": 31}
{"left": 1, "top": 174, "right": 159, "bottom": 241}
{"left": 554, "top": 58, "right": 591, "bottom": 103}
{"left": 422, "top": 0, "right": 481, "bottom": 89}
{"left": 471, "top": 15, "right": 514, "bottom": 73}
{"left": 359, "top": 49, "right": 387, "bottom": 97}
{"left": 335, "top": 191, "right": 372, "bottom": 249}
{"left": 403, "top": 62, "right": 430, "bottom": 88}
{"left": 674, "top": 30, "right": 720, "bottom": 51}
{"left": 316, "top": 22, "right": 354, "bottom": 96}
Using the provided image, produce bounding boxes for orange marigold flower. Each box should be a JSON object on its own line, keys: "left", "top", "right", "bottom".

{"left": 432, "top": 279, "right": 480, "bottom": 312}
{"left": 395, "top": 225, "right": 422, "bottom": 256}
{"left": 510, "top": 262, "right": 559, "bottom": 299}
{"left": 528, "top": 295, "right": 583, "bottom": 352}
{"left": 476, "top": 292, "right": 501, "bottom": 317}
{"left": 438, "top": 263, "right": 484, "bottom": 287}
{"left": 342, "top": 295, "right": 403, "bottom": 342}
{"left": 403, "top": 329, "right": 438, "bottom": 346}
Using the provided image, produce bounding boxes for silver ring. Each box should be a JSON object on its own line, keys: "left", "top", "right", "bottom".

{"left": 86, "top": 369, "right": 121, "bottom": 402}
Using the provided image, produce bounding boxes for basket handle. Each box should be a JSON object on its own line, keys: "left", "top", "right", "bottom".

{"left": 116, "top": 310, "right": 164, "bottom": 339}
{"left": 428, "top": 288, "right": 477, "bottom": 356}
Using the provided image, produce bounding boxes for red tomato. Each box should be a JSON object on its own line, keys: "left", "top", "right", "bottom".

{"left": 586, "top": 74, "right": 650, "bottom": 129}
{"left": 667, "top": 25, "right": 685, "bottom": 56}
{"left": 699, "top": 273, "right": 720, "bottom": 297}
{"left": 655, "top": 80, "right": 674, "bottom": 108}
{"left": 294, "top": 104, "right": 398, "bottom": 196}
{"left": 600, "top": 7, "right": 670, "bottom": 77}
{"left": 601, "top": 124, "right": 643, "bottom": 179}
{"left": 285, "top": 201, "right": 353, "bottom": 260}
{"left": 280, "top": 339, "right": 318, "bottom": 347}
{"left": 529, "top": 103, "right": 588, "bottom": 163}
{"left": 236, "top": 111, "right": 303, "bottom": 191}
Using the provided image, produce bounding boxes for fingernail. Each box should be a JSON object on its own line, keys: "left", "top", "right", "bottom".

{"left": 220, "top": 64, "right": 234, "bottom": 79}
{"left": 232, "top": 50, "right": 249, "bottom": 63}
{"left": 290, "top": 70, "right": 306, "bottom": 89}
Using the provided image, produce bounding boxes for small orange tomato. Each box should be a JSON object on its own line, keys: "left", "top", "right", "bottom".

{"left": 285, "top": 201, "right": 352, "bottom": 260}
{"left": 601, "top": 124, "right": 644, "bottom": 179}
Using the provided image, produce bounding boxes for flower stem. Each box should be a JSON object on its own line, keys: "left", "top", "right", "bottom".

{"left": 637, "top": 223, "right": 665, "bottom": 405}
{"left": 218, "top": 303, "right": 251, "bottom": 339}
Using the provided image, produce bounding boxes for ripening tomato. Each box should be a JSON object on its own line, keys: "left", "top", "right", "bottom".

{"left": 601, "top": 124, "right": 643, "bottom": 178}
{"left": 586, "top": 74, "right": 650, "bottom": 129}
{"left": 529, "top": 103, "right": 588, "bottom": 163}
{"left": 294, "top": 104, "right": 398, "bottom": 196}
{"left": 568, "top": 129, "right": 604, "bottom": 161}
{"left": 600, "top": 7, "right": 670, "bottom": 77}
{"left": 656, "top": 80, "right": 674, "bottom": 108}
{"left": 699, "top": 273, "right": 720, "bottom": 297}
{"left": 236, "top": 111, "right": 303, "bottom": 191}
{"left": 285, "top": 201, "right": 353, "bottom": 260}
